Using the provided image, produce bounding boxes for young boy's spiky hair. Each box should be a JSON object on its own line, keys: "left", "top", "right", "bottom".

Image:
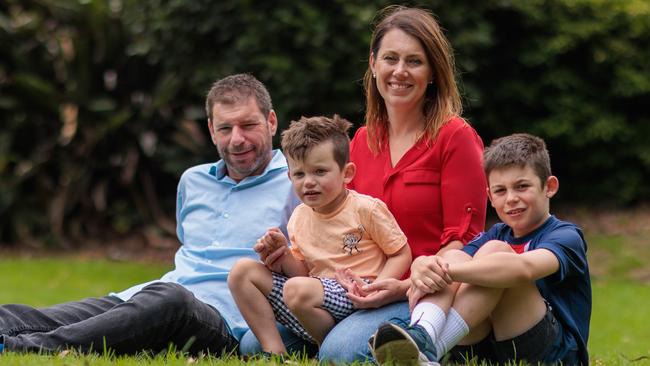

{"left": 483, "top": 133, "right": 551, "bottom": 185}
{"left": 281, "top": 115, "right": 352, "bottom": 169}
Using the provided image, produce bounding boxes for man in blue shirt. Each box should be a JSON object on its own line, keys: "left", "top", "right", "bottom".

{"left": 0, "top": 73, "right": 301, "bottom": 355}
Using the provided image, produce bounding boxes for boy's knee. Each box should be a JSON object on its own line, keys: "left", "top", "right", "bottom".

{"left": 474, "top": 240, "right": 512, "bottom": 257}
{"left": 228, "top": 258, "right": 260, "bottom": 286}
{"left": 441, "top": 248, "right": 472, "bottom": 262}
{"left": 283, "top": 277, "right": 317, "bottom": 311}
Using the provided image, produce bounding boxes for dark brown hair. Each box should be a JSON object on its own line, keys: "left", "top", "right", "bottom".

{"left": 484, "top": 133, "right": 552, "bottom": 185}
{"left": 281, "top": 115, "right": 352, "bottom": 169}
{"left": 364, "top": 5, "right": 462, "bottom": 153}
{"left": 205, "top": 73, "right": 272, "bottom": 121}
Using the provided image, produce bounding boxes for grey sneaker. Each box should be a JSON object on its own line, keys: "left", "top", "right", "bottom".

{"left": 369, "top": 321, "right": 439, "bottom": 366}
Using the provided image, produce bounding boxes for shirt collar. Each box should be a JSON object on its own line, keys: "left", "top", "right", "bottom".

{"left": 208, "top": 149, "right": 288, "bottom": 184}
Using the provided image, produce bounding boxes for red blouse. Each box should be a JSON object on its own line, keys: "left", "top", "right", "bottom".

{"left": 348, "top": 117, "right": 487, "bottom": 259}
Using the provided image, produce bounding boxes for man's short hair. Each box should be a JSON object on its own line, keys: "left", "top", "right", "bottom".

{"left": 281, "top": 115, "right": 352, "bottom": 169}
{"left": 205, "top": 74, "right": 272, "bottom": 121}
{"left": 483, "top": 133, "right": 552, "bottom": 185}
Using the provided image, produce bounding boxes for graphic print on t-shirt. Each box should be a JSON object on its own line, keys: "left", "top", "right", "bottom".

{"left": 342, "top": 225, "right": 365, "bottom": 255}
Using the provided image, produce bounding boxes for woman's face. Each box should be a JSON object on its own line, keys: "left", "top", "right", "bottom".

{"left": 370, "top": 28, "right": 433, "bottom": 114}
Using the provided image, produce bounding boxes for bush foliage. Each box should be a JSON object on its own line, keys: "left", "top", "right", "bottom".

{"left": 1, "top": 0, "right": 649, "bottom": 246}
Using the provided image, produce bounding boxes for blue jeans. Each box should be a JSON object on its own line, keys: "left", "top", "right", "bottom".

{"left": 0, "top": 282, "right": 236, "bottom": 354}
{"left": 319, "top": 301, "right": 410, "bottom": 364}
{"left": 241, "top": 300, "right": 410, "bottom": 363}
{"left": 240, "top": 302, "right": 409, "bottom": 363}
{"left": 238, "top": 322, "right": 318, "bottom": 356}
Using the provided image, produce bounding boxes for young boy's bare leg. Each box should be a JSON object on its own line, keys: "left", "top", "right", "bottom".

{"left": 228, "top": 258, "right": 286, "bottom": 354}
{"left": 408, "top": 249, "right": 471, "bottom": 358}
{"left": 490, "top": 281, "right": 547, "bottom": 340}
{"left": 452, "top": 241, "right": 547, "bottom": 342}
{"left": 283, "top": 277, "right": 334, "bottom": 344}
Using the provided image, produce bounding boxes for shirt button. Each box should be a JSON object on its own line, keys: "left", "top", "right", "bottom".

{"left": 224, "top": 213, "right": 230, "bottom": 218}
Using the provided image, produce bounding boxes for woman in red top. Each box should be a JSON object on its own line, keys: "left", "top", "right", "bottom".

{"left": 319, "top": 5, "right": 487, "bottom": 363}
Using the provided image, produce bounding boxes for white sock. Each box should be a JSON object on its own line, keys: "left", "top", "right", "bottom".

{"left": 410, "top": 302, "right": 446, "bottom": 342}
{"left": 434, "top": 307, "right": 469, "bottom": 357}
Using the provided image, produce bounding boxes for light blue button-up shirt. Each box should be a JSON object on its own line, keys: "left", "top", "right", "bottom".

{"left": 113, "top": 150, "right": 300, "bottom": 340}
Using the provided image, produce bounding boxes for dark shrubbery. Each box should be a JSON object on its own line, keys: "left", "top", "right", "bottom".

{"left": 1, "top": 0, "right": 648, "bottom": 246}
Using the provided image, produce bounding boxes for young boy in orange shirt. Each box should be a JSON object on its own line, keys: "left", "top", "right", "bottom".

{"left": 228, "top": 115, "right": 411, "bottom": 354}
{"left": 370, "top": 133, "right": 591, "bottom": 365}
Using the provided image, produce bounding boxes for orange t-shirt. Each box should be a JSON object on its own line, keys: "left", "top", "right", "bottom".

{"left": 288, "top": 190, "right": 407, "bottom": 279}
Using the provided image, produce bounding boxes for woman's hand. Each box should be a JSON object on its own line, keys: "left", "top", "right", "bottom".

{"left": 335, "top": 268, "right": 409, "bottom": 309}
{"left": 410, "top": 255, "right": 453, "bottom": 294}
{"left": 351, "top": 278, "right": 409, "bottom": 308}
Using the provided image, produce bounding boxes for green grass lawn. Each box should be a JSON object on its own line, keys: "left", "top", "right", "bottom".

{"left": 0, "top": 257, "right": 171, "bottom": 306}
{"left": 1, "top": 247, "right": 650, "bottom": 365}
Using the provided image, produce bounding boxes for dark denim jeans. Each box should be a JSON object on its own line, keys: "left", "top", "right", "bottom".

{"left": 0, "top": 282, "right": 236, "bottom": 355}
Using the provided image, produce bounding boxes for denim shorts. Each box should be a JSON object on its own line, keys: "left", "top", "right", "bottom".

{"left": 448, "top": 303, "right": 573, "bottom": 365}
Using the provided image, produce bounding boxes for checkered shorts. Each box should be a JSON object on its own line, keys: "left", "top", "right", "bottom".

{"left": 267, "top": 272, "right": 361, "bottom": 343}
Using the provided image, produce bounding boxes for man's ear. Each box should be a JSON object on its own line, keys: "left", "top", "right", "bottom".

{"left": 545, "top": 176, "right": 559, "bottom": 198}
{"left": 207, "top": 118, "right": 218, "bottom": 145}
{"left": 267, "top": 109, "right": 278, "bottom": 136}
{"left": 343, "top": 162, "right": 356, "bottom": 184}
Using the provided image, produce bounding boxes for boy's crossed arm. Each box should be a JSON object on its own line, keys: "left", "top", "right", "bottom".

{"left": 407, "top": 244, "right": 560, "bottom": 293}
{"left": 448, "top": 245, "right": 560, "bottom": 288}
{"left": 254, "top": 227, "right": 309, "bottom": 277}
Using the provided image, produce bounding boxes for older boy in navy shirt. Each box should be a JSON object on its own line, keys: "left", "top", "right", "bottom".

{"left": 370, "top": 133, "right": 591, "bottom": 365}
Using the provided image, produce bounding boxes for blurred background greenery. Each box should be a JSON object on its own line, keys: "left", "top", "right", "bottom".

{"left": 1, "top": 0, "right": 649, "bottom": 248}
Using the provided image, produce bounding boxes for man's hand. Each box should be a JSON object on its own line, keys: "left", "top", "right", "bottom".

{"left": 254, "top": 227, "right": 289, "bottom": 272}
{"left": 409, "top": 255, "right": 453, "bottom": 295}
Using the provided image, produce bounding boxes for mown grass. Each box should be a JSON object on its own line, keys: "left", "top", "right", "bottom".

{"left": 2, "top": 233, "right": 650, "bottom": 365}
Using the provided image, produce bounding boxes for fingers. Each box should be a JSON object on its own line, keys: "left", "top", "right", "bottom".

{"left": 408, "top": 286, "right": 426, "bottom": 311}
{"left": 352, "top": 281, "right": 369, "bottom": 297}
{"left": 361, "top": 278, "right": 392, "bottom": 293}
{"left": 409, "top": 256, "right": 453, "bottom": 293}
{"left": 412, "top": 273, "right": 448, "bottom": 293}
{"left": 347, "top": 291, "right": 377, "bottom": 309}
{"left": 348, "top": 289, "right": 388, "bottom": 309}
{"left": 256, "top": 228, "right": 289, "bottom": 262}
{"left": 433, "top": 256, "right": 453, "bottom": 284}
{"left": 266, "top": 230, "right": 288, "bottom": 248}
{"left": 344, "top": 268, "right": 364, "bottom": 283}
{"left": 334, "top": 268, "right": 353, "bottom": 291}
{"left": 264, "top": 246, "right": 287, "bottom": 267}
{"left": 253, "top": 239, "right": 265, "bottom": 254}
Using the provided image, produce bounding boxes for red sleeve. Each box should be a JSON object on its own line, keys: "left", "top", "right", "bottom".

{"left": 439, "top": 121, "right": 487, "bottom": 246}
{"left": 347, "top": 127, "right": 366, "bottom": 191}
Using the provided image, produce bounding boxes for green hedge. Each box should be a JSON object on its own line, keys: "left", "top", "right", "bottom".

{"left": 1, "top": 0, "right": 649, "bottom": 246}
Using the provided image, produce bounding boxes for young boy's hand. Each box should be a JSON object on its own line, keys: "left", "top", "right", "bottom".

{"left": 407, "top": 285, "right": 427, "bottom": 311}
{"left": 335, "top": 268, "right": 371, "bottom": 297}
{"left": 409, "top": 255, "right": 452, "bottom": 294}
{"left": 254, "top": 227, "right": 289, "bottom": 272}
